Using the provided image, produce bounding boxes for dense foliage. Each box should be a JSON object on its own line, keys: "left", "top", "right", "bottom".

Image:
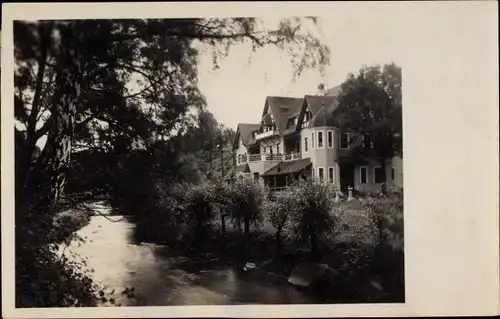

{"left": 334, "top": 63, "right": 403, "bottom": 171}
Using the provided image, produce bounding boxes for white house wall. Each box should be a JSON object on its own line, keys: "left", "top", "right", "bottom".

{"left": 235, "top": 136, "right": 248, "bottom": 165}
{"left": 300, "top": 126, "right": 340, "bottom": 188}
{"left": 353, "top": 157, "right": 402, "bottom": 195}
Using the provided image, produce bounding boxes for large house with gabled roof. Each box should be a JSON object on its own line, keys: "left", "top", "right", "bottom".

{"left": 225, "top": 86, "right": 403, "bottom": 195}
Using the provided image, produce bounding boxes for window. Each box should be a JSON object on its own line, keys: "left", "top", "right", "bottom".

{"left": 253, "top": 173, "right": 260, "bottom": 182}
{"left": 238, "top": 154, "right": 241, "bottom": 164}
{"left": 391, "top": 168, "right": 395, "bottom": 181}
{"left": 304, "top": 137, "right": 308, "bottom": 152}
{"left": 340, "top": 131, "right": 349, "bottom": 149}
{"left": 360, "top": 166, "right": 368, "bottom": 184}
{"left": 327, "top": 130, "right": 334, "bottom": 148}
{"left": 318, "top": 167, "right": 324, "bottom": 183}
{"left": 317, "top": 131, "right": 324, "bottom": 148}
{"left": 312, "top": 132, "right": 315, "bottom": 149}
{"left": 328, "top": 167, "right": 334, "bottom": 183}
{"left": 374, "top": 166, "right": 386, "bottom": 184}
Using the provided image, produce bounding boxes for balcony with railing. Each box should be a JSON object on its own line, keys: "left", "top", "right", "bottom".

{"left": 239, "top": 152, "right": 302, "bottom": 164}
{"left": 283, "top": 152, "right": 302, "bottom": 161}
{"left": 255, "top": 129, "right": 278, "bottom": 140}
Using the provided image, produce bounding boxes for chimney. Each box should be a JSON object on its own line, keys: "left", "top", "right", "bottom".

{"left": 317, "top": 83, "right": 326, "bottom": 96}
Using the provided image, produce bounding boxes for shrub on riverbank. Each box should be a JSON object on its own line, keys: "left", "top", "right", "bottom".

{"left": 52, "top": 209, "right": 92, "bottom": 244}
{"left": 16, "top": 203, "right": 100, "bottom": 307}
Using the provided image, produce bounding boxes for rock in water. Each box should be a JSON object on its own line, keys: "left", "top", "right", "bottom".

{"left": 243, "top": 262, "right": 256, "bottom": 271}
{"left": 288, "top": 262, "right": 328, "bottom": 287}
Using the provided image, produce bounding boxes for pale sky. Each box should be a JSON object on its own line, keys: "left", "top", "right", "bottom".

{"left": 197, "top": 14, "right": 402, "bottom": 130}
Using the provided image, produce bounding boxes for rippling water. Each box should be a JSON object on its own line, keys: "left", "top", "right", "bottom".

{"left": 62, "top": 204, "right": 315, "bottom": 306}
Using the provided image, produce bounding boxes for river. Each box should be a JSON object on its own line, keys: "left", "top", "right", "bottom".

{"left": 61, "top": 203, "right": 317, "bottom": 306}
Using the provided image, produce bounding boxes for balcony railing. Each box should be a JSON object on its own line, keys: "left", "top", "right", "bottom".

{"left": 284, "top": 152, "right": 302, "bottom": 161}
{"left": 248, "top": 154, "right": 262, "bottom": 162}
{"left": 265, "top": 154, "right": 283, "bottom": 161}
{"left": 255, "top": 129, "right": 278, "bottom": 140}
{"left": 239, "top": 152, "right": 302, "bottom": 164}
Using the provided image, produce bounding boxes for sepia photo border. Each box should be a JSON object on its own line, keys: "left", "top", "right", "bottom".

{"left": 2, "top": 1, "right": 499, "bottom": 318}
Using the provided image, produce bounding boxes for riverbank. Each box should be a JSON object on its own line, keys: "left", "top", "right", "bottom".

{"left": 130, "top": 201, "right": 404, "bottom": 304}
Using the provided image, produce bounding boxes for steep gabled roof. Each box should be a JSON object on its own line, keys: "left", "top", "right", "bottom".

{"left": 303, "top": 95, "right": 338, "bottom": 114}
{"left": 264, "top": 96, "right": 304, "bottom": 134}
{"left": 294, "top": 86, "right": 343, "bottom": 131}
{"left": 233, "top": 123, "right": 259, "bottom": 148}
{"left": 309, "top": 104, "right": 338, "bottom": 128}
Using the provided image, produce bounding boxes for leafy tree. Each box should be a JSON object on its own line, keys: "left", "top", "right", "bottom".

{"left": 334, "top": 62, "right": 403, "bottom": 183}
{"left": 288, "top": 180, "right": 338, "bottom": 261}
{"left": 180, "top": 184, "right": 216, "bottom": 248}
{"left": 228, "top": 180, "right": 265, "bottom": 236}
{"left": 210, "top": 181, "right": 233, "bottom": 234}
{"left": 266, "top": 193, "right": 294, "bottom": 256}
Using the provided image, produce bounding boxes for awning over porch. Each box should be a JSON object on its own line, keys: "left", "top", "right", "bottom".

{"left": 262, "top": 158, "right": 311, "bottom": 177}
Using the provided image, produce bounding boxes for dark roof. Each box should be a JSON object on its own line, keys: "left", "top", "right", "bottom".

{"left": 235, "top": 123, "right": 259, "bottom": 147}
{"left": 265, "top": 96, "right": 304, "bottom": 134}
{"left": 262, "top": 158, "right": 312, "bottom": 177}
{"left": 304, "top": 95, "right": 338, "bottom": 115}
{"left": 309, "top": 104, "right": 338, "bottom": 128}
{"left": 234, "top": 163, "right": 250, "bottom": 173}
{"left": 261, "top": 113, "right": 272, "bottom": 125}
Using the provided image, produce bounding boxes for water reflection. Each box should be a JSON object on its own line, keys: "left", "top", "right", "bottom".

{"left": 64, "top": 207, "right": 316, "bottom": 306}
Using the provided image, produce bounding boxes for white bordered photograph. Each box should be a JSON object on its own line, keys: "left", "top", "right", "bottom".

{"left": 1, "top": 2, "right": 499, "bottom": 318}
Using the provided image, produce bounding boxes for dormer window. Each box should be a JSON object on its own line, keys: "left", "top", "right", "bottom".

{"left": 301, "top": 109, "right": 312, "bottom": 128}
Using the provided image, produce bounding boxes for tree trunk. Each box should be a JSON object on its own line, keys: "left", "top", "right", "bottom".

{"left": 378, "top": 217, "right": 384, "bottom": 245}
{"left": 378, "top": 158, "right": 388, "bottom": 195}
{"left": 244, "top": 216, "right": 250, "bottom": 235}
{"left": 17, "top": 22, "right": 84, "bottom": 241}
{"left": 310, "top": 227, "right": 320, "bottom": 262}
{"left": 16, "top": 22, "right": 85, "bottom": 307}
{"left": 221, "top": 214, "right": 226, "bottom": 233}
{"left": 275, "top": 229, "right": 282, "bottom": 256}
